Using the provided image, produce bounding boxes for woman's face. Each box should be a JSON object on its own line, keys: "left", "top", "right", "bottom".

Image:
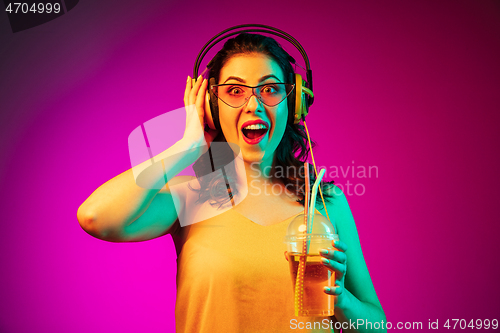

{"left": 217, "top": 53, "right": 288, "bottom": 164}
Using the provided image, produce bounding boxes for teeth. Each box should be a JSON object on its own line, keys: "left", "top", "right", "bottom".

{"left": 243, "top": 124, "right": 267, "bottom": 130}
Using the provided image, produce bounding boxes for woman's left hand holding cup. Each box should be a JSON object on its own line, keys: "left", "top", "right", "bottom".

{"left": 320, "top": 240, "right": 348, "bottom": 308}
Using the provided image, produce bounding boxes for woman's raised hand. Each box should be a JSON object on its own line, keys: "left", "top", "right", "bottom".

{"left": 182, "top": 75, "right": 218, "bottom": 155}
{"left": 320, "top": 240, "right": 348, "bottom": 308}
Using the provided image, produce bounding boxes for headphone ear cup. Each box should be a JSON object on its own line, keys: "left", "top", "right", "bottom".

{"left": 208, "top": 78, "right": 220, "bottom": 130}
{"left": 293, "top": 74, "right": 311, "bottom": 124}
{"left": 204, "top": 91, "right": 216, "bottom": 130}
{"left": 287, "top": 73, "right": 296, "bottom": 125}
{"left": 294, "top": 74, "right": 304, "bottom": 124}
{"left": 301, "top": 83, "right": 310, "bottom": 119}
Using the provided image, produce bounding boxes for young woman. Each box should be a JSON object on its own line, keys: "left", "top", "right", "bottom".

{"left": 77, "top": 30, "right": 386, "bottom": 333}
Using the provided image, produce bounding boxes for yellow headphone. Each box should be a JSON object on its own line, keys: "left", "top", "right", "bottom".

{"left": 293, "top": 73, "right": 314, "bottom": 124}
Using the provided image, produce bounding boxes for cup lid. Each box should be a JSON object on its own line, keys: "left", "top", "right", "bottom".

{"left": 283, "top": 213, "right": 336, "bottom": 242}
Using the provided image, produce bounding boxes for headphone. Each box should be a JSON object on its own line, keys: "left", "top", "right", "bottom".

{"left": 193, "top": 24, "right": 314, "bottom": 130}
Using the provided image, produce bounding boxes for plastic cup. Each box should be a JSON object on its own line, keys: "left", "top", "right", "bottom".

{"left": 284, "top": 214, "right": 338, "bottom": 316}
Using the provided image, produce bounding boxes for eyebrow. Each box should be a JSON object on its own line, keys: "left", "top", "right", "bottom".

{"left": 223, "top": 74, "right": 282, "bottom": 84}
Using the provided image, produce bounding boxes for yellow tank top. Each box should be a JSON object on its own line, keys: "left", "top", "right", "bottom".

{"left": 172, "top": 208, "right": 335, "bottom": 333}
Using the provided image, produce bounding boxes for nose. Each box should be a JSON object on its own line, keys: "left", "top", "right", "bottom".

{"left": 244, "top": 94, "right": 264, "bottom": 112}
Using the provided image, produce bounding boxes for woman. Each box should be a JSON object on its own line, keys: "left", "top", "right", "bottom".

{"left": 78, "top": 31, "right": 386, "bottom": 332}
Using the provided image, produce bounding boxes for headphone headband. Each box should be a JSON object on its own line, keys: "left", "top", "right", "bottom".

{"left": 193, "top": 24, "right": 313, "bottom": 101}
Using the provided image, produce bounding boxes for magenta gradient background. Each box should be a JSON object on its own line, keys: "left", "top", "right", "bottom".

{"left": 1, "top": 1, "right": 500, "bottom": 332}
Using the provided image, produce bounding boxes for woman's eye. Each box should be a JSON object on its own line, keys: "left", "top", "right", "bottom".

{"left": 261, "top": 85, "right": 278, "bottom": 94}
{"left": 228, "top": 87, "right": 244, "bottom": 96}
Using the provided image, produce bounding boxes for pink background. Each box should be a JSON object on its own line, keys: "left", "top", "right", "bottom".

{"left": 1, "top": 0, "right": 499, "bottom": 332}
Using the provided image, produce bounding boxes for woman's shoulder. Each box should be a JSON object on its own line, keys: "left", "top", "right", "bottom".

{"left": 316, "top": 184, "right": 356, "bottom": 235}
{"left": 317, "top": 183, "right": 348, "bottom": 212}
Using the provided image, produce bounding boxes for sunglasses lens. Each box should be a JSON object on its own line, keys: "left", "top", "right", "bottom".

{"left": 213, "top": 84, "right": 294, "bottom": 107}
{"left": 214, "top": 85, "right": 248, "bottom": 107}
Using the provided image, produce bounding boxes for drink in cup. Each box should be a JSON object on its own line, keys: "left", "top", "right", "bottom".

{"left": 284, "top": 214, "right": 338, "bottom": 316}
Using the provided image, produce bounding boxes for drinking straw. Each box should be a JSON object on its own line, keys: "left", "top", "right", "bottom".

{"left": 306, "top": 168, "right": 326, "bottom": 253}
{"left": 294, "top": 162, "right": 310, "bottom": 316}
{"left": 303, "top": 163, "right": 310, "bottom": 232}
{"left": 307, "top": 168, "right": 326, "bottom": 234}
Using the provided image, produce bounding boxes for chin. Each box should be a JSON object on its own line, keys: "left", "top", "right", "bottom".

{"left": 241, "top": 150, "right": 266, "bottom": 164}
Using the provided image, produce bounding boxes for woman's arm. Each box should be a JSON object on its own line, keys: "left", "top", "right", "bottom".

{"left": 76, "top": 140, "right": 199, "bottom": 242}
{"left": 77, "top": 76, "right": 217, "bottom": 242}
{"left": 319, "top": 185, "right": 387, "bottom": 333}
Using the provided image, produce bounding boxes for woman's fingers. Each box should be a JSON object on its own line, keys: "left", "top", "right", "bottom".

{"left": 320, "top": 240, "right": 348, "bottom": 299}
{"left": 183, "top": 75, "right": 218, "bottom": 149}
{"left": 324, "top": 285, "right": 343, "bottom": 295}
{"left": 183, "top": 76, "right": 191, "bottom": 106}
{"left": 320, "top": 241, "right": 347, "bottom": 279}
{"left": 185, "top": 75, "right": 207, "bottom": 127}
{"left": 332, "top": 240, "right": 348, "bottom": 253}
{"left": 195, "top": 79, "right": 208, "bottom": 117}
{"left": 321, "top": 257, "right": 347, "bottom": 278}
{"left": 189, "top": 75, "right": 204, "bottom": 105}
{"left": 320, "top": 248, "right": 346, "bottom": 264}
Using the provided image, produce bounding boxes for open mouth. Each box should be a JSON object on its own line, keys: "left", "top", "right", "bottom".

{"left": 241, "top": 121, "right": 269, "bottom": 144}
{"left": 242, "top": 124, "right": 268, "bottom": 139}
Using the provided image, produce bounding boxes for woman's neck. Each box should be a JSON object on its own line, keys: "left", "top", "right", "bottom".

{"left": 243, "top": 156, "right": 275, "bottom": 184}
